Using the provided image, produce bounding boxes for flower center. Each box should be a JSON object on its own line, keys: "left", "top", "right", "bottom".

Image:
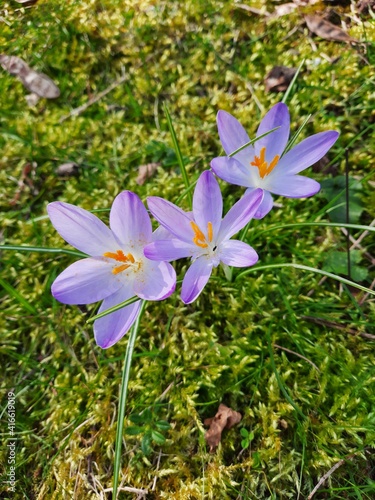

{"left": 190, "top": 221, "right": 213, "bottom": 248}
{"left": 251, "top": 146, "right": 279, "bottom": 179}
{"left": 103, "top": 249, "right": 140, "bottom": 275}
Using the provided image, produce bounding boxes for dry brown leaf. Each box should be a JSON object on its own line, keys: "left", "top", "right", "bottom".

{"left": 204, "top": 404, "right": 242, "bottom": 452}
{"left": 356, "top": 0, "right": 375, "bottom": 14}
{"left": 0, "top": 54, "right": 60, "bottom": 98}
{"left": 136, "top": 162, "right": 160, "bottom": 185}
{"left": 271, "top": 3, "right": 298, "bottom": 18}
{"left": 305, "top": 15, "right": 357, "bottom": 43}
{"left": 264, "top": 66, "right": 297, "bottom": 92}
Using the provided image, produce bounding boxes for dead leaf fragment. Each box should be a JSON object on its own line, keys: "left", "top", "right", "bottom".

{"left": 271, "top": 3, "right": 298, "bottom": 18}
{"left": 136, "top": 162, "right": 160, "bottom": 185}
{"left": 56, "top": 162, "right": 80, "bottom": 176}
{"left": 304, "top": 15, "right": 357, "bottom": 43}
{"left": 265, "top": 66, "right": 297, "bottom": 92}
{"left": 0, "top": 54, "right": 60, "bottom": 98}
{"left": 204, "top": 404, "right": 242, "bottom": 452}
{"left": 13, "top": 0, "right": 39, "bottom": 5}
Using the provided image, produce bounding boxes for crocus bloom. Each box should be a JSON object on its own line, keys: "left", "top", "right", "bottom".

{"left": 47, "top": 192, "right": 176, "bottom": 349}
{"left": 211, "top": 103, "right": 339, "bottom": 219}
{"left": 144, "top": 171, "right": 263, "bottom": 304}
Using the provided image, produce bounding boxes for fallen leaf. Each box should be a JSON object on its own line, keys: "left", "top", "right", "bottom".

{"left": 0, "top": 54, "right": 60, "bottom": 98}
{"left": 356, "top": 0, "right": 375, "bottom": 14}
{"left": 9, "top": 162, "right": 38, "bottom": 206}
{"left": 304, "top": 15, "right": 357, "bottom": 43}
{"left": 271, "top": 3, "right": 298, "bottom": 18}
{"left": 13, "top": 0, "right": 39, "bottom": 5}
{"left": 204, "top": 404, "right": 242, "bottom": 452}
{"left": 264, "top": 66, "right": 297, "bottom": 92}
{"left": 136, "top": 162, "right": 160, "bottom": 185}
{"left": 56, "top": 162, "right": 80, "bottom": 176}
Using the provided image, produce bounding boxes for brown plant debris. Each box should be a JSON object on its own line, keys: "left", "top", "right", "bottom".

{"left": 264, "top": 66, "right": 297, "bottom": 92}
{"left": 136, "top": 162, "right": 161, "bottom": 185}
{"left": 204, "top": 404, "right": 242, "bottom": 452}
{"left": 0, "top": 55, "right": 60, "bottom": 98}
{"left": 56, "top": 162, "right": 80, "bottom": 177}
{"left": 304, "top": 15, "right": 357, "bottom": 43}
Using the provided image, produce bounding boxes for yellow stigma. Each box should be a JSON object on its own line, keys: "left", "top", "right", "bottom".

{"left": 103, "top": 250, "right": 136, "bottom": 274}
{"left": 251, "top": 146, "right": 279, "bottom": 179}
{"left": 190, "top": 221, "right": 213, "bottom": 248}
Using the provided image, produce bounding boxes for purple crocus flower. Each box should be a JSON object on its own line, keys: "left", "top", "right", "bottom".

{"left": 211, "top": 103, "right": 339, "bottom": 219}
{"left": 144, "top": 171, "right": 263, "bottom": 304}
{"left": 47, "top": 192, "right": 176, "bottom": 349}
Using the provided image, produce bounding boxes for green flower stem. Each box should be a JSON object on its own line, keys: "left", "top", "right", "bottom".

{"left": 112, "top": 300, "right": 147, "bottom": 500}
{"left": 164, "top": 104, "right": 192, "bottom": 208}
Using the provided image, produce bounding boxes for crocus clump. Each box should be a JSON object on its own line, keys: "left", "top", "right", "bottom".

{"left": 211, "top": 103, "right": 339, "bottom": 219}
{"left": 144, "top": 171, "right": 263, "bottom": 304}
{"left": 47, "top": 191, "right": 176, "bottom": 348}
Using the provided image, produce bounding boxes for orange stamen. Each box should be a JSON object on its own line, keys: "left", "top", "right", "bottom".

{"left": 207, "top": 222, "right": 213, "bottom": 242}
{"left": 190, "top": 221, "right": 214, "bottom": 248}
{"left": 103, "top": 250, "right": 136, "bottom": 274}
{"left": 251, "top": 146, "right": 279, "bottom": 179}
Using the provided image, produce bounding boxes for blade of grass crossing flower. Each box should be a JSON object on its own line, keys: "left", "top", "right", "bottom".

{"left": 113, "top": 300, "right": 147, "bottom": 500}
{"left": 163, "top": 104, "right": 192, "bottom": 208}
{"left": 281, "top": 59, "right": 305, "bottom": 104}
{"left": 283, "top": 113, "right": 312, "bottom": 154}
{"left": 228, "top": 127, "right": 280, "bottom": 157}
{"left": 236, "top": 263, "right": 375, "bottom": 296}
{"left": 0, "top": 244, "right": 86, "bottom": 258}
{"left": 266, "top": 328, "right": 306, "bottom": 419}
{"left": 0, "top": 278, "right": 37, "bottom": 314}
{"left": 174, "top": 178, "right": 198, "bottom": 205}
{"left": 87, "top": 296, "right": 140, "bottom": 323}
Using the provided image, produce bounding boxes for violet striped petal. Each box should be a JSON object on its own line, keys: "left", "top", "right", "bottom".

{"left": 211, "top": 156, "right": 256, "bottom": 187}
{"left": 110, "top": 191, "right": 152, "bottom": 246}
{"left": 274, "top": 131, "right": 339, "bottom": 175}
{"left": 263, "top": 175, "right": 320, "bottom": 198}
{"left": 134, "top": 260, "right": 176, "bottom": 301}
{"left": 47, "top": 202, "right": 118, "bottom": 256}
{"left": 217, "top": 110, "right": 252, "bottom": 156}
{"left": 144, "top": 239, "right": 194, "bottom": 262}
{"left": 51, "top": 258, "right": 121, "bottom": 305}
{"left": 219, "top": 240, "right": 259, "bottom": 267}
{"left": 218, "top": 188, "right": 263, "bottom": 242}
{"left": 181, "top": 257, "right": 213, "bottom": 304}
{"left": 94, "top": 287, "right": 141, "bottom": 349}
{"left": 147, "top": 196, "right": 193, "bottom": 243}
{"left": 246, "top": 189, "right": 274, "bottom": 219}
{"left": 255, "top": 103, "right": 290, "bottom": 161}
{"left": 193, "top": 171, "right": 222, "bottom": 238}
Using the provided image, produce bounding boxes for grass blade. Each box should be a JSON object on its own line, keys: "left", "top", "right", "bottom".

{"left": 0, "top": 278, "right": 37, "bottom": 314}
{"left": 282, "top": 59, "right": 304, "bottom": 104}
{"left": 0, "top": 245, "right": 85, "bottom": 258}
{"left": 228, "top": 127, "right": 280, "bottom": 157}
{"left": 87, "top": 296, "right": 140, "bottom": 323}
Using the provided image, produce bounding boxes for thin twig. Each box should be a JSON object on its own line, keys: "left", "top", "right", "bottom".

{"left": 152, "top": 450, "right": 162, "bottom": 491}
{"left": 274, "top": 344, "right": 320, "bottom": 372}
{"left": 302, "top": 316, "right": 375, "bottom": 340}
{"left": 59, "top": 72, "right": 128, "bottom": 123}
{"left": 308, "top": 454, "right": 356, "bottom": 499}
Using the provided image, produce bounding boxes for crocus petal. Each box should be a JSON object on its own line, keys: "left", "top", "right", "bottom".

{"left": 110, "top": 191, "right": 152, "bottom": 246}
{"left": 181, "top": 257, "right": 213, "bottom": 304}
{"left": 144, "top": 239, "right": 194, "bottom": 261}
{"left": 211, "top": 156, "right": 256, "bottom": 187}
{"left": 218, "top": 188, "right": 263, "bottom": 242}
{"left": 263, "top": 175, "right": 320, "bottom": 198}
{"left": 193, "top": 171, "right": 222, "bottom": 238}
{"left": 94, "top": 287, "right": 141, "bottom": 349}
{"left": 51, "top": 258, "right": 122, "bottom": 304}
{"left": 256, "top": 103, "right": 290, "bottom": 161}
{"left": 219, "top": 240, "right": 259, "bottom": 267}
{"left": 274, "top": 131, "right": 339, "bottom": 175}
{"left": 216, "top": 110, "right": 254, "bottom": 165}
{"left": 134, "top": 260, "right": 176, "bottom": 301}
{"left": 147, "top": 197, "right": 193, "bottom": 243}
{"left": 247, "top": 189, "right": 274, "bottom": 219}
{"left": 47, "top": 202, "right": 118, "bottom": 256}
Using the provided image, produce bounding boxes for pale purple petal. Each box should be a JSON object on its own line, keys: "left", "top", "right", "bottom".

{"left": 263, "top": 175, "right": 320, "bottom": 198}
{"left": 152, "top": 225, "right": 175, "bottom": 241}
{"left": 134, "top": 260, "right": 176, "bottom": 300}
{"left": 193, "top": 171, "right": 222, "bottom": 239}
{"left": 147, "top": 197, "right": 193, "bottom": 243}
{"left": 217, "top": 110, "right": 251, "bottom": 155}
{"left": 144, "top": 239, "right": 194, "bottom": 261}
{"left": 256, "top": 103, "right": 290, "bottom": 161}
{"left": 248, "top": 189, "right": 274, "bottom": 219}
{"left": 110, "top": 191, "right": 152, "bottom": 246}
{"left": 181, "top": 257, "right": 213, "bottom": 304}
{"left": 219, "top": 240, "right": 259, "bottom": 267}
{"left": 211, "top": 156, "right": 257, "bottom": 187}
{"left": 47, "top": 202, "right": 118, "bottom": 256}
{"left": 51, "top": 258, "right": 122, "bottom": 304}
{"left": 274, "top": 131, "right": 339, "bottom": 175}
{"left": 218, "top": 188, "right": 263, "bottom": 242}
{"left": 94, "top": 287, "right": 141, "bottom": 349}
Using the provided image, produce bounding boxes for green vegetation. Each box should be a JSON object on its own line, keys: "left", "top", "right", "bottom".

{"left": 1, "top": 0, "right": 374, "bottom": 498}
